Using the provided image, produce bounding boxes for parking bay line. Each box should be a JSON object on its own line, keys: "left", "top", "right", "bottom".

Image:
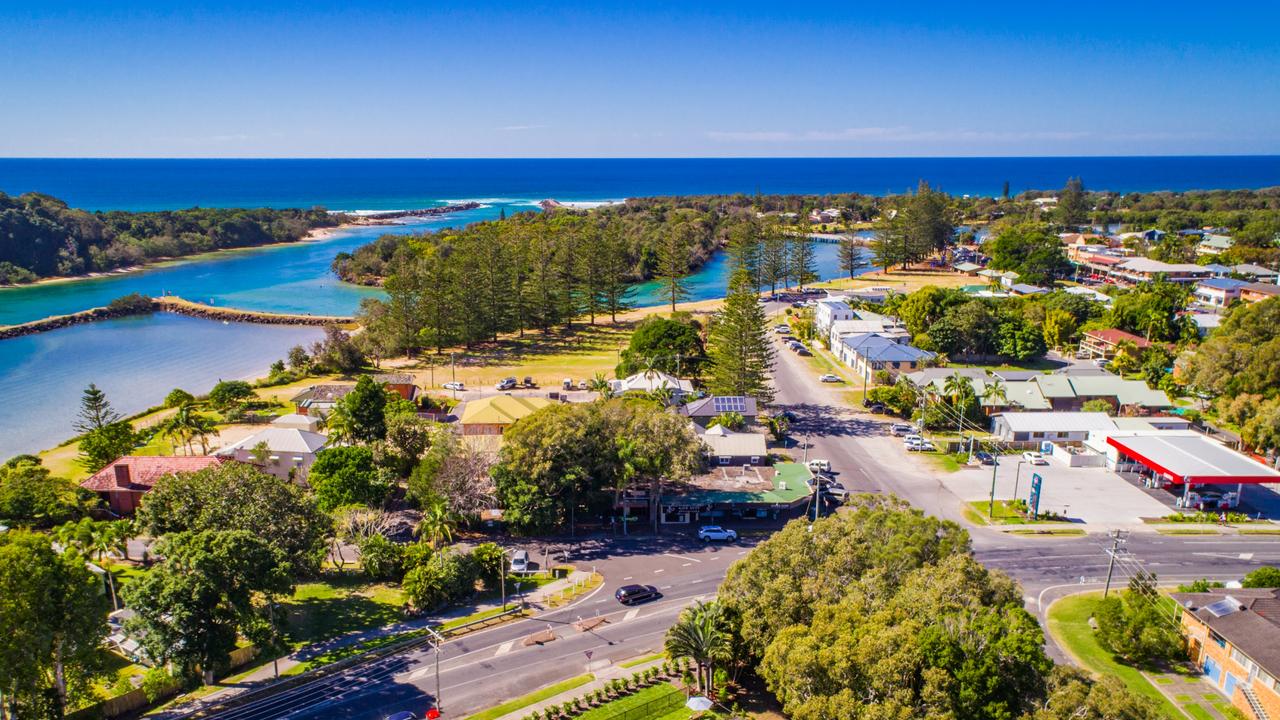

{"left": 663, "top": 553, "right": 701, "bottom": 563}
{"left": 654, "top": 568, "right": 665, "bottom": 574}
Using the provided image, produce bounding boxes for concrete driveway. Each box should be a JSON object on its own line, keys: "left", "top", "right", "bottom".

{"left": 947, "top": 455, "right": 1171, "bottom": 528}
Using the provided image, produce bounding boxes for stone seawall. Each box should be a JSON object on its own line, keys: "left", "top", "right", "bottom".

{"left": 0, "top": 296, "right": 355, "bottom": 341}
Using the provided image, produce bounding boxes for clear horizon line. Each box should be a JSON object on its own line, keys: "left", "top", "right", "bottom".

{"left": 2, "top": 153, "right": 1280, "bottom": 161}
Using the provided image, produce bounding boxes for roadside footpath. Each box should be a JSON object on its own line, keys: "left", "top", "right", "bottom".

{"left": 150, "top": 570, "right": 599, "bottom": 719}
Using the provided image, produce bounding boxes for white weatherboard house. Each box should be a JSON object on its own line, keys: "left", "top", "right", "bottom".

{"left": 836, "top": 333, "right": 935, "bottom": 381}
{"left": 990, "top": 412, "right": 1119, "bottom": 443}
{"left": 215, "top": 427, "right": 328, "bottom": 481}
{"left": 610, "top": 370, "right": 694, "bottom": 396}
{"left": 699, "top": 424, "right": 769, "bottom": 465}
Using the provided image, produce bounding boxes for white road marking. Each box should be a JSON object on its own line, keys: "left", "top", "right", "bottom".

{"left": 623, "top": 608, "right": 640, "bottom": 621}
{"left": 595, "top": 599, "right": 608, "bottom": 604}
{"left": 495, "top": 640, "right": 515, "bottom": 656}
{"left": 682, "top": 563, "right": 692, "bottom": 567}
{"left": 1240, "top": 552, "right": 1255, "bottom": 560}
{"left": 709, "top": 556, "right": 720, "bottom": 560}
{"left": 737, "top": 550, "right": 748, "bottom": 555}
{"left": 663, "top": 553, "right": 701, "bottom": 563}
{"left": 623, "top": 576, "right": 634, "bottom": 580}
{"left": 654, "top": 568, "right": 665, "bottom": 574}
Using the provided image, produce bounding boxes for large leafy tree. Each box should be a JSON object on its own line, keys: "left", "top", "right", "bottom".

{"left": 492, "top": 400, "right": 700, "bottom": 535}
{"left": 1093, "top": 572, "right": 1184, "bottom": 665}
{"left": 706, "top": 267, "right": 776, "bottom": 402}
{"left": 760, "top": 554, "right": 1051, "bottom": 720}
{"left": 872, "top": 181, "right": 954, "bottom": 270}
{"left": 335, "top": 375, "right": 388, "bottom": 443}
{"left": 136, "top": 462, "right": 331, "bottom": 573}
{"left": 1028, "top": 667, "right": 1162, "bottom": 720}
{"left": 0, "top": 459, "right": 92, "bottom": 528}
{"left": 77, "top": 421, "right": 137, "bottom": 472}
{"left": 0, "top": 530, "right": 109, "bottom": 719}
{"left": 124, "top": 530, "right": 292, "bottom": 683}
{"left": 614, "top": 314, "right": 706, "bottom": 379}
{"left": 1181, "top": 297, "right": 1280, "bottom": 399}
{"left": 308, "top": 446, "right": 389, "bottom": 512}
{"left": 985, "top": 223, "right": 1072, "bottom": 287}
{"left": 719, "top": 495, "right": 969, "bottom": 659}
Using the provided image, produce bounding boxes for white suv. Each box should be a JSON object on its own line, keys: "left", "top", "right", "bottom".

{"left": 698, "top": 526, "right": 738, "bottom": 542}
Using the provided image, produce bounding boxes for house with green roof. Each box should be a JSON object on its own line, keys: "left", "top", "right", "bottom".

{"left": 654, "top": 462, "right": 813, "bottom": 525}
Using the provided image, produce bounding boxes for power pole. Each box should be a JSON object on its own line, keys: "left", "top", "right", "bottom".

{"left": 1103, "top": 530, "right": 1128, "bottom": 598}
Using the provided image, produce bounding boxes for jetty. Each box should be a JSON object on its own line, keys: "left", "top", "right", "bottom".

{"left": 0, "top": 296, "right": 355, "bottom": 341}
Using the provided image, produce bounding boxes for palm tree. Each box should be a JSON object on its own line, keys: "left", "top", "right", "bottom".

{"left": 646, "top": 386, "right": 674, "bottom": 408}
{"left": 664, "top": 600, "right": 731, "bottom": 696}
{"left": 416, "top": 497, "right": 458, "bottom": 548}
{"left": 587, "top": 373, "right": 615, "bottom": 400}
{"left": 322, "top": 405, "right": 355, "bottom": 445}
{"left": 943, "top": 372, "right": 972, "bottom": 434}
{"left": 982, "top": 379, "right": 1008, "bottom": 413}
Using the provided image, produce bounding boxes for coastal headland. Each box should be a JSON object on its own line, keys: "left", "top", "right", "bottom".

{"left": 0, "top": 295, "right": 354, "bottom": 341}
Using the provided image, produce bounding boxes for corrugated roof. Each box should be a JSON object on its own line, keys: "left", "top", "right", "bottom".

{"left": 664, "top": 462, "right": 811, "bottom": 506}
{"left": 1068, "top": 375, "right": 1171, "bottom": 407}
{"left": 840, "top": 333, "right": 935, "bottom": 363}
{"left": 701, "top": 425, "right": 769, "bottom": 457}
{"left": 1033, "top": 375, "right": 1076, "bottom": 398}
{"left": 995, "top": 412, "right": 1116, "bottom": 433}
{"left": 217, "top": 428, "right": 329, "bottom": 455}
{"left": 680, "top": 396, "right": 759, "bottom": 418}
{"left": 1107, "top": 433, "right": 1280, "bottom": 483}
{"left": 458, "top": 395, "right": 552, "bottom": 425}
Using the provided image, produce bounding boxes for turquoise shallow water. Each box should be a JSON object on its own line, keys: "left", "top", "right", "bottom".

{"left": 0, "top": 313, "right": 324, "bottom": 458}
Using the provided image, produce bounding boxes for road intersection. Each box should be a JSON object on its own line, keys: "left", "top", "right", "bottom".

{"left": 205, "top": 304, "right": 1280, "bottom": 720}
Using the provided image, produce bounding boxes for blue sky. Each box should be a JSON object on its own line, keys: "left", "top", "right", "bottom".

{"left": 2, "top": 1, "right": 1278, "bottom": 158}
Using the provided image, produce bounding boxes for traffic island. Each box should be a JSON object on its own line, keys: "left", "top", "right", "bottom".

{"left": 524, "top": 629, "right": 558, "bottom": 646}
{"left": 574, "top": 617, "right": 609, "bottom": 632}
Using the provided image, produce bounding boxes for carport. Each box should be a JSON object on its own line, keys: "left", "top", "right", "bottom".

{"left": 1105, "top": 434, "right": 1280, "bottom": 503}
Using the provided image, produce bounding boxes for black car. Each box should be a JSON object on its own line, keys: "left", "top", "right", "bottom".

{"left": 975, "top": 452, "right": 997, "bottom": 466}
{"left": 615, "top": 584, "right": 660, "bottom": 605}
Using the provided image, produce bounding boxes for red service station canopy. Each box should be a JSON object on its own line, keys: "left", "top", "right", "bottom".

{"left": 1107, "top": 434, "right": 1280, "bottom": 485}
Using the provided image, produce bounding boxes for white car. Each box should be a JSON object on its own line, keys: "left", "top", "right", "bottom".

{"left": 823, "top": 482, "right": 849, "bottom": 500}
{"left": 903, "top": 434, "right": 924, "bottom": 446}
{"left": 807, "top": 459, "right": 832, "bottom": 474}
{"left": 1022, "top": 451, "right": 1049, "bottom": 466}
{"left": 510, "top": 549, "right": 529, "bottom": 573}
{"left": 819, "top": 374, "right": 842, "bottom": 383}
{"left": 774, "top": 325, "right": 792, "bottom": 334}
{"left": 697, "top": 525, "right": 738, "bottom": 542}
{"left": 890, "top": 423, "right": 915, "bottom": 436}
{"left": 442, "top": 381, "right": 465, "bottom": 391}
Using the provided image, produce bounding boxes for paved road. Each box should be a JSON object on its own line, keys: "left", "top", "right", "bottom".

{"left": 216, "top": 306, "right": 1280, "bottom": 719}
{"left": 216, "top": 537, "right": 751, "bottom": 720}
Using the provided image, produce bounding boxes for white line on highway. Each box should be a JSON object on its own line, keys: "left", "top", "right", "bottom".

{"left": 663, "top": 553, "right": 701, "bottom": 563}
{"left": 1240, "top": 553, "right": 1255, "bottom": 560}
{"left": 653, "top": 568, "right": 665, "bottom": 574}
{"left": 737, "top": 550, "right": 748, "bottom": 555}
{"left": 495, "top": 640, "right": 515, "bottom": 656}
{"left": 662, "top": 585, "right": 673, "bottom": 590}
{"left": 681, "top": 563, "right": 692, "bottom": 567}
{"left": 595, "top": 599, "right": 607, "bottom": 604}
{"left": 709, "top": 556, "right": 720, "bottom": 560}
{"left": 623, "top": 609, "right": 640, "bottom": 621}
{"left": 623, "top": 576, "right": 633, "bottom": 580}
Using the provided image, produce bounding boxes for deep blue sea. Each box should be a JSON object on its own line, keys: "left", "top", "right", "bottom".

{"left": 1, "top": 156, "right": 1277, "bottom": 460}
{"left": 3, "top": 156, "right": 1278, "bottom": 211}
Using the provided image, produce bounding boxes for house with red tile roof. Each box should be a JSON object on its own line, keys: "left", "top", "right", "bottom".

{"left": 1079, "top": 328, "right": 1152, "bottom": 359}
{"left": 81, "top": 456, "right": 225, "bottom": 515}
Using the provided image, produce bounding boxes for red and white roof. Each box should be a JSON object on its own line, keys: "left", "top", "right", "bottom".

{"left": 1106, "top": 434, "right": 1280, "bottom": 485}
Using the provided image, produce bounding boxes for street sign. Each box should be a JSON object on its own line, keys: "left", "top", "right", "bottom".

{"left": 1029, "top": 473, "right": 1043, "bottom": 519}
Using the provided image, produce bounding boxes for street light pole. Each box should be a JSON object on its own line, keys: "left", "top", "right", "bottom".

{"left": 1013, "top": 460, "right": 1026, "bottom": 504}
{"left": 988, "top": 454, "right": 999, "bottom": 519}
{"left": 425, "top": 626, "right": 445, "bottom": 713}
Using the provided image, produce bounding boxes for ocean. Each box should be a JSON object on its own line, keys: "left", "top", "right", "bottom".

{"left": 2, "top": 156, "right": 1278, "bottom": 212}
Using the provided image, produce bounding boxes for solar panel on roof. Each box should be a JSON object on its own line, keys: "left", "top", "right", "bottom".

{"left": 712, "top": 396, "right": 747, "bottom": 413}
{"left": 1205, "top": 598, "right": 1242, "bottom": 617}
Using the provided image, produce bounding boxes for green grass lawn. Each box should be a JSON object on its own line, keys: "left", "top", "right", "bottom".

{"left": 463, "top": 674, "right": 595, "bottom": 720}
{"left": 964, "top": 500, "right": 1075, "bottom": 526}
{"left": 1155, "top": 528, "right": 1221, "bottom": 536}
{"left": 923, "top": 451, "right": 967, "bottom": 473}
{"left": 1181, "top": 703, "right": 1214, "bottom": 720}
{"left": 619, "top": 652, "right": 666, "bottom": 668}
{"left": 1047, "top": 592, "right": 1185, "bottom": 720}
{"left": 283, "top": 572, "right": 407, "bottom": 647}
{"left": 1006, "top": 527, "right": 1087, "bottom": 536}
{"left": 574, "top": 683, "right": 685, "bottom": 720}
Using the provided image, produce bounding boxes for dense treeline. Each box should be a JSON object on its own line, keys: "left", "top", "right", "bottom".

{"left": 0, "top": 191, "right": 341, "bottom": 283}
